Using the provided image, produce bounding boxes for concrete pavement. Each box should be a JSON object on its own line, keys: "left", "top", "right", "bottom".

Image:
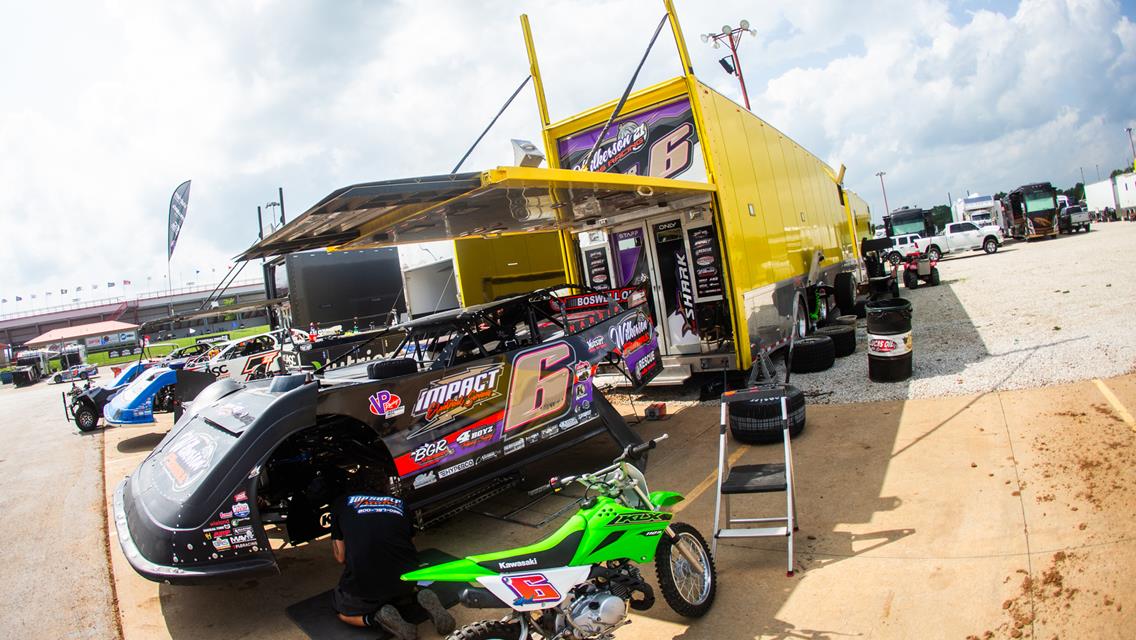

{"left": 98, "top": 374, "right": 1136, "bottom": 639}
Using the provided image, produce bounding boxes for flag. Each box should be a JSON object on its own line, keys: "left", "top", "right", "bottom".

{"left": 1, "top": 298, "right": 6, "bottom": 303}
{"left": 92, "top": 284, "right": 99, "bottom": 289}
{"left": 30, "top": 294, "right": 36, "bottom": 299}
{"left": 123, "top": 280, "right": 131, "bottom": 285}
{"left": 14, "top": 296, "right": 21, "bottom": 301}
{"left": 76, "top": 286, "right": 83, "bottom": 291}
{"left": 168, "top": 180, "right": 192, "bottom": 260}
{"left": 61, "top": 288, "right": 67, "bottom": 294}
{"left": 107, "top": 282, "right": 115, "bottom": 288}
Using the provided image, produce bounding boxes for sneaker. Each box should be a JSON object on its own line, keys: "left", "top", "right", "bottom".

{"left": 377, "top": 604, "right": 418, "bottom": 640}
{"left": 417, "top": 588, "right": 456, "bottom": 635}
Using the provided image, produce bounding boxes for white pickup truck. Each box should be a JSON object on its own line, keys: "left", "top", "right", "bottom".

{"left": 913, "top": 221, "right": 1004, "bottom": 261}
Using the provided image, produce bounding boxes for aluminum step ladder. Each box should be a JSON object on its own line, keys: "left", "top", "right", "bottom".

{"left": 713, "top": 385, "right": 799, "bottom": 576}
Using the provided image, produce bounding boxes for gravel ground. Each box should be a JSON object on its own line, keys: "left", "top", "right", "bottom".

{"left": 782, "top": 222, "right": 1136, "bottom": 403}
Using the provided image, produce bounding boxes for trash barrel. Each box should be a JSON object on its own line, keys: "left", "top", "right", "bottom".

{"left": 865, "top": 298, "right": 912, "bottom": 382}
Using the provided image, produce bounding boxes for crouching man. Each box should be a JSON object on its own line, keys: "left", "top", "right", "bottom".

{"left": 330, "top": 476, "right": 455, "bottom": 640}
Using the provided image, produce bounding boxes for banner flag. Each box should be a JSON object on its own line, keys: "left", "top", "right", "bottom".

{"left": 168, "top": 180, "right": 192, "bottom": 260}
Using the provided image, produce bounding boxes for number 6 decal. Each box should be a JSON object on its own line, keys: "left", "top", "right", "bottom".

{"left": 503, "top": 573, "right": 561, "bottom": 605}
{"left": 504, "top": 343, "right": 572, "bottom": 433}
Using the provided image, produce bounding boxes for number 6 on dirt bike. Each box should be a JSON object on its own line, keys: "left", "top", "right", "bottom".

{"left": 402, "top": 434, "right": 717, "bottom": 639}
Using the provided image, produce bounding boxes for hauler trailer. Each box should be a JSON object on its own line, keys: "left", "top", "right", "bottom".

{"left": 1004, "top": 183, "right": 1059, "bottom": 240}
{"left": 240, "top": 0, "right": 871, "bottom": 381}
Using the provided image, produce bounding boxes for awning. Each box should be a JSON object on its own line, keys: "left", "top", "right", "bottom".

{"left": 137, "top": 297, "right": 290, "bottom": 330}
{"left": 238, "top": 166, "right": 715, "bottom": 260}
{"left": 25, "top": 320, "right": 140, "bottom": 347}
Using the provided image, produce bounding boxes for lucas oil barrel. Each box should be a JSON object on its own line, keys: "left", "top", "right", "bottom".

{"left": 865, "top": 298, "right": 913, "bottom": 382}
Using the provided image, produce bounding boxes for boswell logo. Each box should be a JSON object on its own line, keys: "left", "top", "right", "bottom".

{"left": 413, "top": 365, "right": 504, "bottom": 425}
{"left": 368, "top": 390, "right": 404, "bottom": 417}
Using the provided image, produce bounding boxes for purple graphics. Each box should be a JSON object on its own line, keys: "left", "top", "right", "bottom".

{"left": 557, "top": 98, "right": 705, "bottom": 182}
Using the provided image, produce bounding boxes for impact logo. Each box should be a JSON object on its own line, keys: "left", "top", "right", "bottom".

{"left": 573, "top": 121, "right": 648, "bottom": 173}
{"left": 368, "top": 390, "right": 405, "bottom": 418}
{"left": 413, "top": 364, "right": 504, "bottom": 426}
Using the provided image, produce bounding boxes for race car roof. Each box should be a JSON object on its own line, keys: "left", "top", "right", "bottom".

{"left": 238, "top": 166, "right": 715, "bottom": 260}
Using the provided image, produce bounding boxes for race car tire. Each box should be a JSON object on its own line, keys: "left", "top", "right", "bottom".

{"left": 815, "top": 325, "right": 856, "bottom": 358}
{"left": 728, "top": 384, "right": 806, "bottom": 443}
{"left": 75, "top": 406, "right": 99, "bottom": 432}
{"left": 367, "top": 358, "right": 418, "bottom": 380}
{"left": 790, "top": 336, "right": 835, "bottom": 374}
{"left": 656, "top": 521, "right": 717, "bottom": 618}
{"left": 834, "top": 272, "right": 856, "bottom": 316}
{"left": 446, "top": 620, "right": 522, "bottom": 640}
{"left": 832, "top": 314, "right": 858, "bottom": 327}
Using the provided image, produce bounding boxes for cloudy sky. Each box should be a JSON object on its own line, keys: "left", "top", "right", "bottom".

{"left": 1, "top": 0, "right": 1134, "bottom": 311}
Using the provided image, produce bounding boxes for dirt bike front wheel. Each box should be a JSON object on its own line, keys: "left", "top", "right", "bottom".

{"left": 656, "top": 521, "right": 717, "bottom": 617}
{"left": 446, "top": 619, "right": 523, "bottom": 640}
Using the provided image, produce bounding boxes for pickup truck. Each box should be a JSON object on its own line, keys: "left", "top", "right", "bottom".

{"left": 1058, "top": 205, "right": 1091, "bottom": 234}
{"left": 913, "top": 221, "right": 1004, "bottom": 261}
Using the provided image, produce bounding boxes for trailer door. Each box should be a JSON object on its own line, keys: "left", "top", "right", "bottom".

{"left": 647, "top": 218, "right": 702, "bottom": 355}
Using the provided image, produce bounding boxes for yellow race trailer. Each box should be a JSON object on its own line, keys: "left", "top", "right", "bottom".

{"left": 241, "top": 1, "right": 872, "bottom": 380}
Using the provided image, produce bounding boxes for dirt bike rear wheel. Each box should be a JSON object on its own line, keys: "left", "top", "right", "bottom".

{"left": 446, "top": 619, "right": 522, "bottom": 640}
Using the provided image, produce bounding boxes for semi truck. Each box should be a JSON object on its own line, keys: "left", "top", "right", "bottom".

{"left": 240, "top": 0, "right": 872, "bottom": 381}
{"left": 955, "top": 194, "right": 1008, "bottom": 234}
{"left": 1004, "top": 183, "right": 1059, "bottom": 240}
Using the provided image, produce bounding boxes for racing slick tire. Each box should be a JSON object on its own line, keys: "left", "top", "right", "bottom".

{"left": 656, "top": 521, "right": 717, "bottom": 618}
{"left": 790, "top": 336, "right": 835, "bottom": 374}
{"left": 815, "top": 325, "right": 856, "bottom": 358}
{"left": 983, "top": 237, "right": 999, "bottom": 254}
{"left": 834, "top": 272, "right": 856, "bottom": 316}
{"left": 728, "top": 384, "right": 806, "bottom": 443}
{"left": 832, "top": 314, "right": 858, "bottom": 327}
{"left": 903, "top": 269, "right": 919, "bottom": 290}
{"left": 75, "top": 405, "right": 99, "bottom": 432}
{"left": 446, "top": 620, "right": 522, "bottom": 640}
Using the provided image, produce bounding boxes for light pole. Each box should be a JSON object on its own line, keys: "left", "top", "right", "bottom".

{"left": 701, "top": 21, "right": 756, "bottom": 110}
{"left": 1126, "top": 127, "right": 1135, "bottom": 165}
{"left": 875, "top": 171, "right": 891, "bottom": 216}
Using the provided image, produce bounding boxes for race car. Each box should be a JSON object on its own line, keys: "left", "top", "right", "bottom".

{"left": 102, "top": 366, "right": 179, "bottom": 426}
{"left": 65, "top": 361, "right": 153, "bottom": 432}
{"left": 114, "top": 286, "right": 661, "bottom": 583}
{"left": 51, "top": 363, "right": 100, "bottom": 384}
{"left": 183, "top": 329, "right": 307, "bottom": 382}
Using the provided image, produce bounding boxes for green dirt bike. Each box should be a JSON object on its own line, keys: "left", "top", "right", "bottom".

{"left": 402, "top": 434, "right": 717, "bottom": 639}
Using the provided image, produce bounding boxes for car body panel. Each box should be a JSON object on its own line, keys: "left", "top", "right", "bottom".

{"left": 184, "top": 330, "right": 305, "bottom": 383}
{"left": 104, "top": 367, "right": 179, "bottom": 425}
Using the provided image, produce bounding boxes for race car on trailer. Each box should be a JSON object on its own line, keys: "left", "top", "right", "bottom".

{"left": 114, "top": 286, "right": 660, "bottom": 583}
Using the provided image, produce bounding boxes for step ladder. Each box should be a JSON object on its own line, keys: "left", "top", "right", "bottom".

{"left": 713, "top": 386, "right": 799, "bottom": 576}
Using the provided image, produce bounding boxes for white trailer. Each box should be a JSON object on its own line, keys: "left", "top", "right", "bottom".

{"left": 955, "top": 194, "right": 1009, "bottom": 234}
{"left": 402, "top": 259, "right": 459, "bottom": 318}
{"left": 1085, "top": 178, "right": 1118, "bottom": 214}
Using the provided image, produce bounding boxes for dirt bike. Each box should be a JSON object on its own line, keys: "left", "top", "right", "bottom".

{"left": 401, "top": 434, "right": 717, "bottom": 639}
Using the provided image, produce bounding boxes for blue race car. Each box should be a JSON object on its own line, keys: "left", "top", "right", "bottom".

{"left": 103, "top": 366, "right": 179, "bottom": 426}
{"left": 65, "top": 361, "right": 155, "bottom": 432}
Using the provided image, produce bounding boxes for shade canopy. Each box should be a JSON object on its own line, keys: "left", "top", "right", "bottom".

{"left": 24, "top": 320, "right": 140, "bottom": 347}
{"left": 238, "top": 166, "right": 715, "bottom": 260}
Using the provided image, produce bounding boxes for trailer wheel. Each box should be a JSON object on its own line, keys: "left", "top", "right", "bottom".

{"left": 834, "top": 272, "right": 856, "bottom": 316}
{"left": 983, "top": 237, "right": 998, "bottom": 254}
{"left": 728, "top": 385, "right": 806, "bottom": 444}
{"left": 903, "top": 269, "right": 919, "bottom": 289}
{"left": 789, "top": 336, "right": 835, "bottom": 374}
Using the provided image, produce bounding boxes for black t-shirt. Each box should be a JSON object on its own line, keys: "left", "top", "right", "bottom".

{"left": 330, "top": 493, "right": 418, "bottom": 601}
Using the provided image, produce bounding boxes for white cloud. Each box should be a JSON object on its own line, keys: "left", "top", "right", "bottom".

{"left": 0, "top": 0, "right": 1133, "bottom": 312}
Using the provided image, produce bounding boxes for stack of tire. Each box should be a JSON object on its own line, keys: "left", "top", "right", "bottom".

{"left": 792, "top": 314, "right": 858, "bottom": 374}
{"left": 728, "top": 385, "right": 806, "bottom": 444}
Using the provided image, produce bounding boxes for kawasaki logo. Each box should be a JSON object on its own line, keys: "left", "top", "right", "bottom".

{"left": 498, "top": 558, "right": 538, "bottom": 570}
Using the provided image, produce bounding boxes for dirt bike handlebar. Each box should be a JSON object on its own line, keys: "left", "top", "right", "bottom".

{"left": 526, "top": 434, "right": 669, "bottom": 497}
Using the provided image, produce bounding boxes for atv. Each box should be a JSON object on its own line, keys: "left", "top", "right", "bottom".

{"left": 901, "top": 250, "right": 940, "bottom": 289}
{"left": 402, "top": 434, "right": 716, "bottom": 639}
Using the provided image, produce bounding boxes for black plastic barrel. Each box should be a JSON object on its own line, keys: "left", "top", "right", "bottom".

{"left": 865, "top": 298, "right": 912, "bottom": 382}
